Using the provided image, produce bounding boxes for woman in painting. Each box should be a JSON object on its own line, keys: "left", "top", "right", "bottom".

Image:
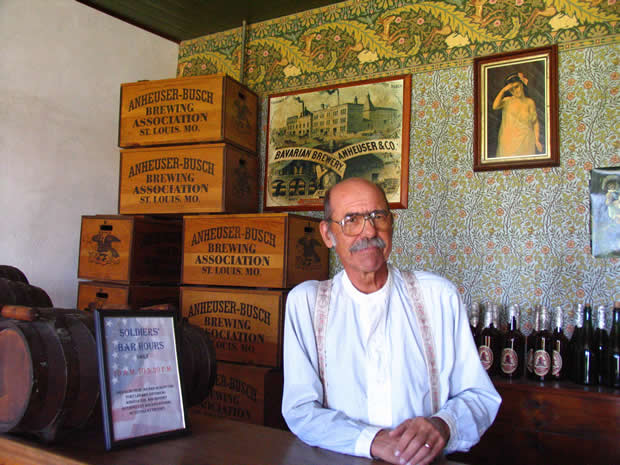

{"left": 492, "top": 72, "right": 542, "bottom": 158}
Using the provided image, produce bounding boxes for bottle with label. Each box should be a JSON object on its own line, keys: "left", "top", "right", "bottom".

{"left": 569, "top": 304, "right": 584, "bottom": 383}
{"left": 607, "top": 302, "right": 620, "bottom": 388}
{"left": 574, "top": 303, "right": 598, "bottom": 385}
{"left": 526, "top": 305, "right": 541, "bottom": 379}
{"left": 550, "top": 306, "right": 570, "bottom": 381}
{"left": 594, "top": 305, "right": 609, "bottom": 385}
{"left": 500, "top": 304, "right": 524, "bottom": 379}
{"left": 532, "top": 306, "right": 553, "bottom": 381}
{"left": 469, "top": 302, "right": 481, "bottom": 342}
{"left": 478, "top": 304, "right": 501, "bottom": 376}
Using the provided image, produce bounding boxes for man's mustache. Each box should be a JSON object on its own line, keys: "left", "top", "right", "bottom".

{"left": 349, "top": 237, "right": 386, "bottom": 252}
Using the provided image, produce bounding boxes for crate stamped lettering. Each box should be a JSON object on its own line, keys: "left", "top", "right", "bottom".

{"left": 190, "top": 362, "right": 284, "bottom": 428}
{"left": 181, "top": 287, "right": 285, "bottom": 367}
{"left": 119, "top": 74, "right": 258, "bottom": 152}
{"left": 183, "top": 213, "right": 328, "bottom": 288}
{"left": 119, "top": 143, "right": 258, "bottom": 215}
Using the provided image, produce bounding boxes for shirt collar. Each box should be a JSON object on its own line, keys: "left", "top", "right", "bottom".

{"left": 341, "top": 264, "right": 393, "bottom": 306}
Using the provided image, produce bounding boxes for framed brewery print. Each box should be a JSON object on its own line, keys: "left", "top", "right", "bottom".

{"left": 590, "top": 167, "right": 620, "bottom": 258}
{"left": 473, "top": 45, "right": 559, "bottom": 171}
{"left": 264, "top": 75, "right": 411, "bottom": 211}
{"left": 94, "top": 309, "right": 189, "bottom": 450}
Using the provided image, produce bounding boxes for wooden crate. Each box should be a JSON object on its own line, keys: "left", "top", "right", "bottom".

{"left": 118, "top": 143, "right": 258, "bottom": 215}
{"left": 181, "top": 286, "right": 286, "bottom": 368}
{"left": 183, "top": 213, "right": 328, "bottom": 288}
{"left": 78, "top": 215, "right": 182, "bottom": 284}
{"left": 77, "top": 281, "right": 179, "bottom": 311}
{"left": 119, "top": 74, "right": 258, "bottom": 153}
{"left": 189, "top": 362, "right": 285, "bottom": 429}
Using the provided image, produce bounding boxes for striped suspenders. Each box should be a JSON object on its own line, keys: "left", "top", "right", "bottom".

{"left": 313, "top": 272, "right": 440, "bottom": 413}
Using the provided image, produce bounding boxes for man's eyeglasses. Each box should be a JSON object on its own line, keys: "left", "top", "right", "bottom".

{"left": 327, "top": 210, "right": 392, "bottom": 236}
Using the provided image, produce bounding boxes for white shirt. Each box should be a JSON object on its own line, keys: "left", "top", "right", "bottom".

{"left": 282, "top": 265, "right": 501, "bottom": 458}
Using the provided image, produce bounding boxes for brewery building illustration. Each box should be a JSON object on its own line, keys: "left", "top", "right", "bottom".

{"left": 269, "top": 91, "right": 402, "bottom": 201}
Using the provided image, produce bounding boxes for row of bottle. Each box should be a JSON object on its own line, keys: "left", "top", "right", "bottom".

{"left": 471, "top": 301, "right": 620, "bottom": 387}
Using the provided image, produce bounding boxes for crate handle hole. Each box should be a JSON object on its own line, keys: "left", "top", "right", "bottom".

{"left": 239, "top": 159, "right": 246, "bottom": 166}
{"left": 238, "top": 92, "right": 246, "bottom": 100}
{"left": 96, "top": 292, "right": 109, "bottom": 299}
{"left": 304, "top": 226, "right": 313, "bottom": 233}
{"left": 100, "top": 225, "right": 113, "bottom": 231}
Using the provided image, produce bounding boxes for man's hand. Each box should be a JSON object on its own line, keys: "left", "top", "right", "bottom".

{"left": 370, "top": 417, "right": 449, "bottom": 465}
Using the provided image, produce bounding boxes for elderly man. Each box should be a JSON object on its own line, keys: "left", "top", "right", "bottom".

{"left": 282, "top": 178, "right": 500, "bottom": 465}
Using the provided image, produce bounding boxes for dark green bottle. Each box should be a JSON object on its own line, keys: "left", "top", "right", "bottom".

{"left": 570, "top": 304, "right": 584, "bottom": 382}
{"left": 574, "top": 303, "right": 598, "bottom": 385}
{"left": 606, "top": 302, "right": 620, "bottom": 388}
{"left": 594, "top": 305, "right": 609, "bottom": 385}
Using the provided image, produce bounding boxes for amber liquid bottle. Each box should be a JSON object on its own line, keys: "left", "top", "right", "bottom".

{"left": 500, "top": 304, "right": 524, "bottom": 379}
{"left": 607, "top": 302, "right": 620, "bottom": 388}
{"left": 532, "top": 306, "right": 553, "bottom": 382}
{"left": 570, "top": 304, "right": 584, "bottom": 383}
{"left": 478, "top": 305, "right": 501, "bottom": 376}
{"left": 550, "top": 306, "right": 570, "bottom": 381}
{"left": 574, "top": 303, "right": 598, "bottom": 385}
{"left": 594, "top": 305, "right": 609, "bottom": 385}
{"left": 526, "top": 306, "right": 540, "bottom": 379}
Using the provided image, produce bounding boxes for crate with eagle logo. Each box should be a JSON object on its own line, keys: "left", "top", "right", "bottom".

{"left": 118, "top": 74, "right": 258, "bottom": 153}
{"left": 77, "top": 215, "right": 182, "bottom": 284}
{"left": 77, "top": 281, "right": 180, "bottom": 312}
{"left": 183, "top": 213, "right": 329, "bottom": 289}
{"left": 118, "top": 143, "right": 258, "bottom": 215}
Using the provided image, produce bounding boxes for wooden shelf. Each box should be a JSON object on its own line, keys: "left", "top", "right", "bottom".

{"left": 449, "top": 377, "right": 620, "bottom": 465}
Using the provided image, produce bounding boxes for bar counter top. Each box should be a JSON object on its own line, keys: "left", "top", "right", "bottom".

{"left": 0, "top": 414, "right": 467, "bottom": 465}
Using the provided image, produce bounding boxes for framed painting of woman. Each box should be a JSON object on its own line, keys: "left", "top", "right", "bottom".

{"left": 473, "top": 45, "right": 559, "bottom": 171}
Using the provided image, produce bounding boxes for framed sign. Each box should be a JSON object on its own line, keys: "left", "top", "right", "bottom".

{"left": 264, "top": 75, "right": 411, "bottom": 211}
{"left": 94, "top": 309, "right": 189, "bottom": 450}
{"left": 590, "top": 167, "right": 620, "bottom": 258}
{"left": 473, "top": 45, "right": 559, "bottom": 171}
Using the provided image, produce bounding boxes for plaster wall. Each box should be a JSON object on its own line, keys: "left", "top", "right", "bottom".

{"left": 0, "top": 0, "right": 179, "bottom": 307}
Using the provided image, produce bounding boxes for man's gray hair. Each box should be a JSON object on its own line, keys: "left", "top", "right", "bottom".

{"left": 323, "top": 179, "right": 390, "bottom": 220}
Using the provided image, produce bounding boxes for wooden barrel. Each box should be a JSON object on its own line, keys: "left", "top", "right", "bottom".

{"left": 0, "top": 310, "right": 215, "bottom": 442}
{"left": 0, "top": 278, "right": 52, "bottom": 307}
{"left": 181, "top": 321, "right": 217, "bottom": 407}
{"left": 0, "top": 265, "right": 28, "bottom": 283}
{"left": 0, "top": 311, "right": 99, "bottom": 442}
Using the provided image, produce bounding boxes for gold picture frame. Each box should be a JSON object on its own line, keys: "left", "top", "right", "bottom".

{"left": 264, "top": 75, "right": 411, "bottom": 210}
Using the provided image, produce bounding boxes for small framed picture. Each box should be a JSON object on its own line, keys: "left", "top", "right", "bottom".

{"left": 473, "top": 45, "right": 559, "bottom": 171}
{"left": 590, "top": 167, "right": 620, "bottom": 258}
{"left": 94, "top": 309, "right": 189, "bottom": 450}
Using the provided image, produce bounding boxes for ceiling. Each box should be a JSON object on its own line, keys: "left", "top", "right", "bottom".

{"left": 76, "top": 0, "right": 344, "bottom": 43}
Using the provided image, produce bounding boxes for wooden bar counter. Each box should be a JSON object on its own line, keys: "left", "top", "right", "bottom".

{"left": 0, "top": 414, "right": 467, "bottom": 465}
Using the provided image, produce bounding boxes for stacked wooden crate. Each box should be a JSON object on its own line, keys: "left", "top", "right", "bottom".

{"left": 78, "top": 73, "right": 330, "bottom": 429}
{"left": 181, "top": 213, "right": 329, "bottom": 428}
{"left": 77, "top": 74, "right": 259, "bottom": 313}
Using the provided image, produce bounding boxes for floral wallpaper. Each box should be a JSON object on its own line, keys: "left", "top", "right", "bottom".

{"left": 177, "top": 0, "right": 619, "bottom": 335}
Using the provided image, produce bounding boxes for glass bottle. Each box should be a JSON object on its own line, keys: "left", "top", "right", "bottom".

{"left": 469, "top": 302, "right": 481, "bottom": 342}
{"left": 550, "top": 306, "right": 570, "bottom": 381}
{"left": 478, "top": 304, "right": 501, "bottom": 376}
{"left": 594, "top": 305, "right": 609, "bottom": 385}
{"left": 570, "top": 304, "right": 584, "bottom": 383}
{"left": 532, "top": 306, "right": 553, "bottom": 382}
{"left": 574, "top": 303, "right": 598, "bottom": 385}
{"left": 500, "top": 304, "right": 524, "bottom": 379}
{"left": 607, "top": 302, "right": 620, "bottom": 388}
{"left": 526, "top": 306, "right": 540, "bottom": 379}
